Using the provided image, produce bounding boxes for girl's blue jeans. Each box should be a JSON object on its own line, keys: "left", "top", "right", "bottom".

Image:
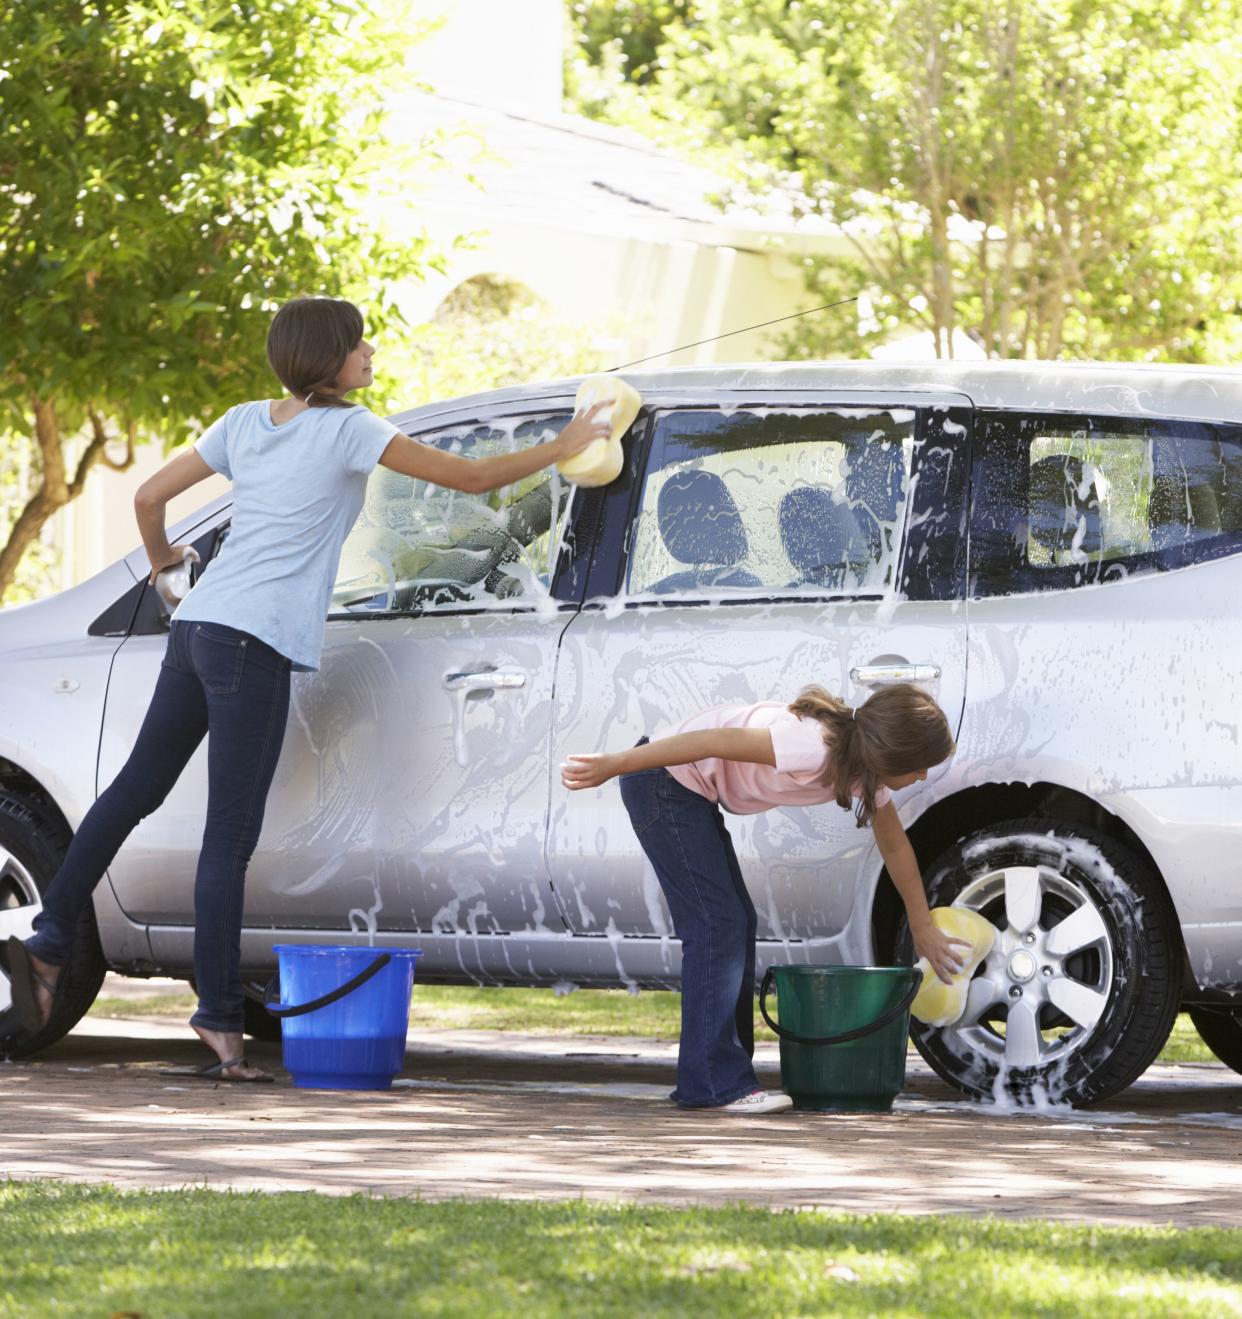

{"left": 27, "top": 620, "right": 291, "bottom": 1033}
{"left": 619, "top": 746, "right": 759, "bottom": 1107}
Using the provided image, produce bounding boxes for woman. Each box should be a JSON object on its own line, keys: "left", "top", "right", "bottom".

{"left": 3, "top": 295, "right": 610, "bottom": 1080}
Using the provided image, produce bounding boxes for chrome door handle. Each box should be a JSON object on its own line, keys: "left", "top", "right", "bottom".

{"left": 850, "top": 663, "right": 941, "bottom": 685}
{"left": 444, "top": 670, "right": 527, "bottom": 692}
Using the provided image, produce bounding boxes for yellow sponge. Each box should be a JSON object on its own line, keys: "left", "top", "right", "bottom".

{"left": 555, "top": 374, "right": 641, "bottom": 488}
{"left": 910, "top": 907, "right": 996, "bottom": 1027}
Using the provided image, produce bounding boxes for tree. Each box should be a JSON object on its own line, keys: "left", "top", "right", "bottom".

{"left": 567, "top": 1, "right": 691, "bottom": 84}
{"left": 0, "top": 0, "right": 442, "bottom": 601}
{"left": 568, "top": 0, "right": 1242, "bottom": 361}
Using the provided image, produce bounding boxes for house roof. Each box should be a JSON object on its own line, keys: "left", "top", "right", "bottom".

{"left": 392, "top": 91, "right": 842, "bottom": 253}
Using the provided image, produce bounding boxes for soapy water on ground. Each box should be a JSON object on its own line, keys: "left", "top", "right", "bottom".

{"left": 386, "top": 1068, "right": 1242, "bottom": 1134}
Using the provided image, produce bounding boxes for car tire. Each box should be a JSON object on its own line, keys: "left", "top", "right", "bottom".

{"left": 1187, "top": 1007, "right": 1242, "bottom": 1073}
{"left": 0, "top": 792, "right": 106, "bottom": 1058}
{"left": 898, "top": 817, "right": 1181, "bottom": 1108}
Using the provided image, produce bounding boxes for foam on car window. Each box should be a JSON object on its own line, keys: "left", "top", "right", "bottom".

{"left": 332, "top": 413, "right": 573, "bottom": 615}
{"left": 626, "top": 406, "right": 915, "bottom": 599}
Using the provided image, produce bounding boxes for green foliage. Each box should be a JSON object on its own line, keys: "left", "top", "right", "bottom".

{"left": 0, "top": 0, "right": 442, "bottom": 598}
{"left": 5, "top": 1183, "right": 1242, "bottom": 1316}
{"left": 568, "top": 0, "right": 1242, "bottom": 361}
{"left": 568, "top": 1, "right": 692, "bottom": 83}
{"left": 0, "top": 0, "right": 433, "bottom": 431}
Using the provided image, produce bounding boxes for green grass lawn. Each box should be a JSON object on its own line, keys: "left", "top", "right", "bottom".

{"left": 87, "top": 984, "right": 1223, "bottom": 1066}
{"left": 2, "top": 1182, "right": 1240, "bottom": 1318}
{"left": 1159, "top": 1014, "right": 1217, "bottom": 1065}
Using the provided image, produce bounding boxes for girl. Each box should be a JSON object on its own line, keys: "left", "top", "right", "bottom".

{"left": 3, "top": 295, "right": 611, "bottom": 1081}
{"left": 560, "top": 684, "right": 966, "bottom": 1114}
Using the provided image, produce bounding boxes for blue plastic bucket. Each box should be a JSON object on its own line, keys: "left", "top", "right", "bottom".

{"left": 268, "top": 945, "right": 422, "bottom": 1090}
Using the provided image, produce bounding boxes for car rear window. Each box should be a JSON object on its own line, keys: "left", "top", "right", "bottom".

{"left": 971, "top": 412, "right": 1242, "bottom": 595}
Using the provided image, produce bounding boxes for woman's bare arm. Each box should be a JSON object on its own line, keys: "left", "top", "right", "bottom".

{"left": 561, "top": 727, "right": 775, "bottom": 790}
{"left": 134, "top": 448, "right": 218, "bottom": 581}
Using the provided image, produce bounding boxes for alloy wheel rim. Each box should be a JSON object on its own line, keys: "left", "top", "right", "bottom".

{"left": 0, "top": 845, "right": 42, "bottom": 1015}
{"left": 944, "top": 864, "right": 1115, "bottom": 1073}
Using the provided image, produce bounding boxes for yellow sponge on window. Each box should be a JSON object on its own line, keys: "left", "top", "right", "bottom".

{"left": 910, "top": 907, "right": 997, "bottom": 1028}
{"left": 555, "top": 374, "right": 641, "bottom": 488}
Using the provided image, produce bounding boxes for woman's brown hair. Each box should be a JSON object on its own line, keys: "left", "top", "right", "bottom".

{"left": 788, "top": 683, "right": 955, "bottom": 827}
{"left": 266, "top": 296, "right": 364, "bottom": 409}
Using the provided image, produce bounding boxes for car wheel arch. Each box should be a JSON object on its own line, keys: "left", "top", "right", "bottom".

{"left": 866, "top": 779, "right": 1185, "bottom": 984}
{"left": 0, "top": 756, "right": 72, "bottom": 841}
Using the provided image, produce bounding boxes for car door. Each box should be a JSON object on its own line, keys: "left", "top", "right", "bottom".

{"left": 99, "top": 403, "right": 588, "bottom": 961}
{"left": 95, "top": 516, "right": 232, "bottom": 932}
{"left": 963, "top": 407, "right": 1242, "bottom": 991}
{"left": 260, "top": 406, "right": 582, "bottom": 943}
{"left": 546, "top": 393, "right": 970, "bottom": 978}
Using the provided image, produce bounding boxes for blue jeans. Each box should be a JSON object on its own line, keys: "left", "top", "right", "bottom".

{"left": 620, "top": 747, "right": 759, "bottom": 1107}
{"left": 27, "top": 620, "right": 291, "bottom": 1033}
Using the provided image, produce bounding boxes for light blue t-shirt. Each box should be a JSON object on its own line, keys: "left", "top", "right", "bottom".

{"left": 173, "top": 400, "right": 400, "bottom": 670}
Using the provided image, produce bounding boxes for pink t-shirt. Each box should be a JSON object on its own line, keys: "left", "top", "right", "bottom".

{"left": 661, "top": 701, "right": 894, "bottom": 816}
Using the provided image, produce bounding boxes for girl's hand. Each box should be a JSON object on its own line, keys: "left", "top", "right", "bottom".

{"left": 147, "top": 544, "right": 198, "bottom": 585}
{"left": 912, "top": 924, "right": 972, "bottom": 984}
{"left": 561, "top": 753, "right": 621, "bottom": 790}
{"left": 553, "top": 401, "right": 612, "bottom": 461}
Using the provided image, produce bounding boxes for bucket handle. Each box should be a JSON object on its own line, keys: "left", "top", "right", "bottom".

{"left": 758, "top": 967, "right": 921, "bottom": 1047}
{"left": 264, "top": 951, "right": 393, "bottom": 1019}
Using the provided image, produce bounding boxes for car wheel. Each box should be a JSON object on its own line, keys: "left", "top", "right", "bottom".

{"left": 1187, "top": 1007, "right": 1242, "bottom": 1073}
{"left": 900, "top": 817, "right": 1181, "bottom": 1107}
{"left": 0, "top": 792, "right": 106, "bottom": 1057}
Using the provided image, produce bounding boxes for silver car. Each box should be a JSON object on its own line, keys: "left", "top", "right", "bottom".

{"left": 2, "top": 361, "right": 1240, "bottom": 1106}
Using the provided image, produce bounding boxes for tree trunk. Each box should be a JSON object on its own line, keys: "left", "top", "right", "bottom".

{"left": 0, "top": 399, "right": 138, "bottom": 600}
{"left": 908, "top": 2, "right": 955, "bottom": 356}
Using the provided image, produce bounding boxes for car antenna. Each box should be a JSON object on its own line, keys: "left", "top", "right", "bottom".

{"left": 608, "top": 295, "right": 859, "bottom": 372}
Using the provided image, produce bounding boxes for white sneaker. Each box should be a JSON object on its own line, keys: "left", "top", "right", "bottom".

{"left": 717, "top": 1089, "right": 794, "bottom": 1115}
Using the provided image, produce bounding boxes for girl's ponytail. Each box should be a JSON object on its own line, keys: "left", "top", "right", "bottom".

{"left": 788, "top": 683, "right": 955, "bottom": 827}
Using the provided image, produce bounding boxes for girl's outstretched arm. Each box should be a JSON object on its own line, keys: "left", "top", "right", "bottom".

{"left": 872, "top": 801, "right": 968, "bottom": 983}
{"left": 561, "top": 728, "right": 775, "bottom": 790}
{"left": 378, "top": 402, "right": 611, "bottom": 494}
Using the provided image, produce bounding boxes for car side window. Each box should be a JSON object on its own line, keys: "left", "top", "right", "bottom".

{"left": 971, "top": 411, "right": 1242, "bottom": 596}
{"left": 93, "top": 521, "right": 230, "bottom": 638}
{"left": 330, "top": 413, "right": 573, "bottom": 616}
{"left": 626, "top": 407, "right": 915, "bottom": 598}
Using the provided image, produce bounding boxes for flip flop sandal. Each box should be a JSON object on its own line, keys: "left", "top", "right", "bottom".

{"left": 0, "top": 1005, "right": 29, "bottom": 1048}
{"left": 159, "top": 1056, "right": 275, "bottom": 1084}
{"left": 1, "top": 936, "right": 58, "bottom": 1036}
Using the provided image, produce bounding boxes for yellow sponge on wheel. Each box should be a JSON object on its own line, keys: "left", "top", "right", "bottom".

{"left": 910, "top": 907, "right": 996, "bottom": 1028}
{"left": 555, "top": 374, "right": 641, "bottom": 488}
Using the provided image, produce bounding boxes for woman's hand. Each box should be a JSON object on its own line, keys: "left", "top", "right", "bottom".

{"left": 561, "top": 753, "right": 623, "bottom": 790}
{"left": 912, "top": 922, "right": 971, "bottom": 984}
{"left": 553, "top": 401, "right": 612, "bottom": 461}
{"left": 147, "top": 544, "right": 198, "bottom": 585}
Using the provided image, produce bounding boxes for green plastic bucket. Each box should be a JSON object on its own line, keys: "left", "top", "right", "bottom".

{"left": 759, "top": 965, "right": 922, "bottom": 1113}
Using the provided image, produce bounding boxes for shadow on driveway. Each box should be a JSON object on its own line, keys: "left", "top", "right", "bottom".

{"left": 5, "top": 1014, "right": 1242, "bottom": 1228}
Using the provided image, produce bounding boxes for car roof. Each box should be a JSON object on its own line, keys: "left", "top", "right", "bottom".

{"left": 389, "top": 359, "right": 1242, "bottom": 432}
